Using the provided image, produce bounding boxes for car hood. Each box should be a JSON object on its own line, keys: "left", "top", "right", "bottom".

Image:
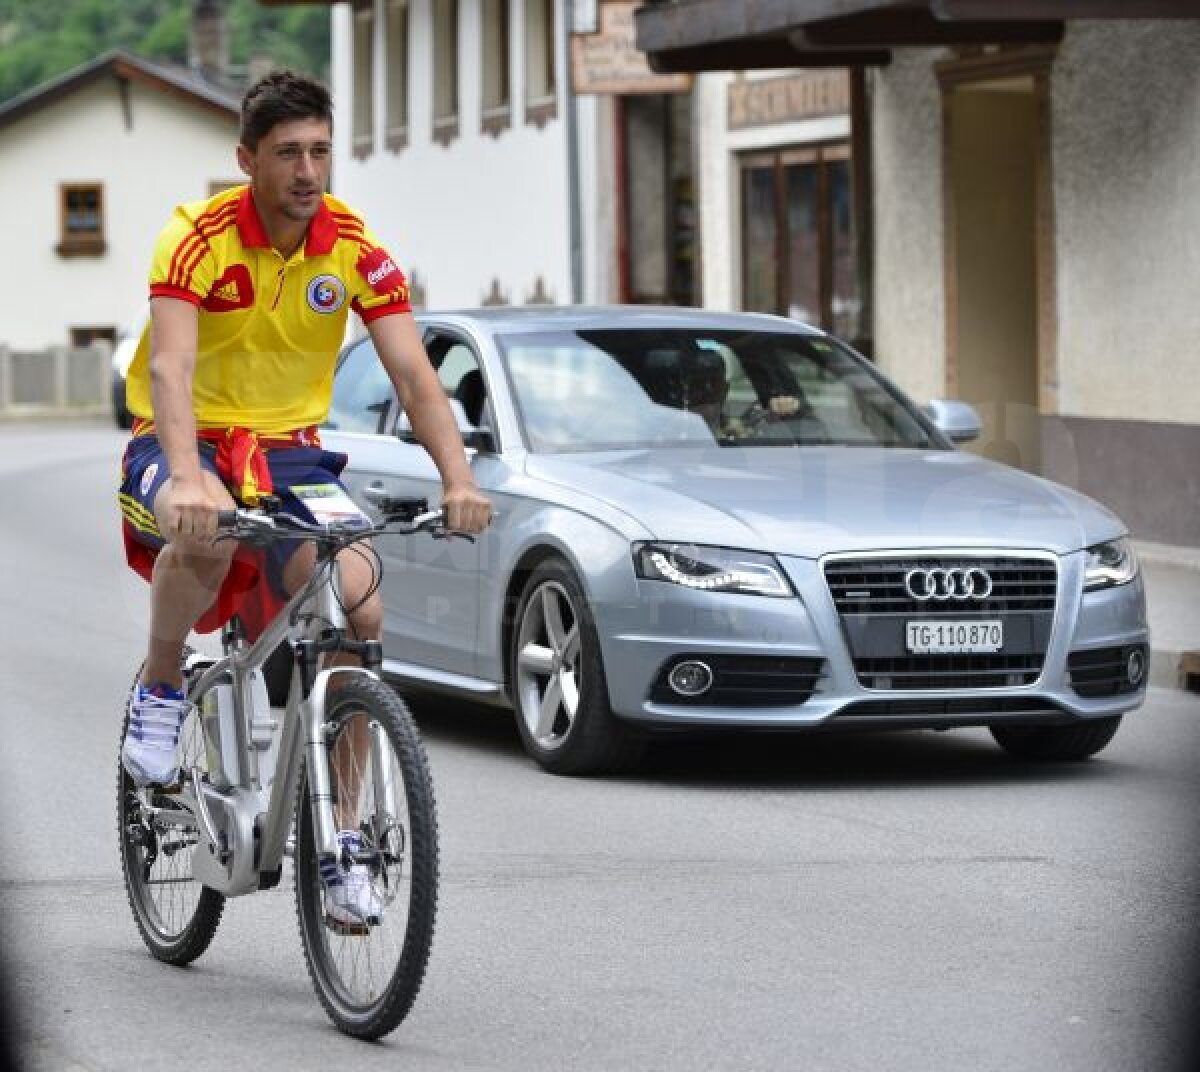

{"left": 525, "top": 446, "right": 1124, "bottom": 557}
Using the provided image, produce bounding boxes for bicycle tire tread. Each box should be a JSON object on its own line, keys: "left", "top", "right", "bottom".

{"left": 293, "top": 677, "right": 439, "bottom": 1040}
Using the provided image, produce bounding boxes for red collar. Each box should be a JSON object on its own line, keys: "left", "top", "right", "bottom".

{"left": 236, "top": 186, "right": 338, "bottom": 257}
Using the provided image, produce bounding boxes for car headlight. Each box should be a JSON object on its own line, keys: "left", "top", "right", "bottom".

{"left": 634, "top": 543, "right": 792, "bottom": 597}
{"left": 1083, "top": 538, "right": 1139, "bottom": 591}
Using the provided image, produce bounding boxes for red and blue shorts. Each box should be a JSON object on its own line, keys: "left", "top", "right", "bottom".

{"left": 118, "top": 432, "right": 352, "bottom": 637}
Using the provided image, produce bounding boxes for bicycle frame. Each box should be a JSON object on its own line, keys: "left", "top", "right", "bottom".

{"left": 168, "top": 548, "right": 380, "bottom": 898}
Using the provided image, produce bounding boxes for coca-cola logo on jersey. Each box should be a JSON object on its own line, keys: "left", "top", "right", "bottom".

{"left": 367, "top": 260, "right": 396, "bottom": 287}
{"left": 357, "top": 246, "right": 406, "bottom": 296}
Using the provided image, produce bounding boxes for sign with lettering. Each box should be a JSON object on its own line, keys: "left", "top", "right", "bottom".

{"left": 728, "top": 71, "right": 850, "bottom": 130}
{"left": 571, "top": 1, "right": 691, "bottom": 96}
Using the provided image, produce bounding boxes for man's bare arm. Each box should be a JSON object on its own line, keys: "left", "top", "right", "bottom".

{"left": 148, "top": 296, "right": 218, "bottom": 540}
{"left": 366, "top": 313, "right": 491, "bottom": 533}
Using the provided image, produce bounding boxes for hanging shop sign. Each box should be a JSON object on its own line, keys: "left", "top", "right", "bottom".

{"left": 571, "top": 1, "right": 691, "bottom": 96}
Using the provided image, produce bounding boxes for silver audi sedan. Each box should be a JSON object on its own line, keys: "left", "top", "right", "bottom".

{"left": 321, "top": 307, "right": 1148, "bottom": 775}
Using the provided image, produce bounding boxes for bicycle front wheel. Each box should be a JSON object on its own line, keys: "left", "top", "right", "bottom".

{"left": 294, "top": 677, "right": 439, "bottom": 1040}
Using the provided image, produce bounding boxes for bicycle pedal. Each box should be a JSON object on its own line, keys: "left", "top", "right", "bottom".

{"left": 324, "top": 914, "right": 370, "bottom": 937}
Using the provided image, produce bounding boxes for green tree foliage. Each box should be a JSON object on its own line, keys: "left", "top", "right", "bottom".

{"left": 0, "top": 0, "right": 330, "bottom": 105}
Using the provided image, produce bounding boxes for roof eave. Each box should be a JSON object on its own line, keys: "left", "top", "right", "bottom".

{"left": 0, "top": 49, "right": 238, "bottom": 132}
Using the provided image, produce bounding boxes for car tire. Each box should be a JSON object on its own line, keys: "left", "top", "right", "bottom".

{"left": 510, "top": 558, "right": 645, "bottom": 776}
{"left": 990, "top": 715, "right": 1122, "bottom": 761}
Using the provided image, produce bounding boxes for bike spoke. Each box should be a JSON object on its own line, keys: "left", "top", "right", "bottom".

{"left": 311, "top": 703, "right": 418, "bottom": 1012}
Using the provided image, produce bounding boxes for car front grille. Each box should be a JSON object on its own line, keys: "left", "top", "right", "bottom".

{"left": 824, "top": 554, "right": 1058, "bottom": 691}
{"left": 852, "top": 654, "right": 1044, "bottom": 690}
{"left": 650, "top": 655, "right": 825, "bottom": 707}
{"left": 824, "top": 556, "right": 1057, "bottom": 616}
{"left": 1068, "top": 645, "right": 1147, "bottom": 697}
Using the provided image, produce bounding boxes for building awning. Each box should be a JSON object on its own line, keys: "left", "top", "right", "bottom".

{"left": 635, "top": 0, "right": 1200, "bottom": 72}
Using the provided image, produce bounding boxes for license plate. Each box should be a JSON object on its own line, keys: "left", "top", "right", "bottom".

{"left": 905, "top": 620, "right": 1003, "bottom": 655}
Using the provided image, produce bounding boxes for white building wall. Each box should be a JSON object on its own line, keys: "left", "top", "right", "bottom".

{"left": 695, "top": 71, "right": 850, "bottom": 315}
{"left": 0, "top": 82, "right": 239, "bottom": 349}
{"left": 868, "top": 50, "right": 946, "bottom": 406}
{"left": 331, "top": 0, "right": 599, "bottom": 312}
{"left": 1051, "top": 20, "right": 1200, "bottom": 425}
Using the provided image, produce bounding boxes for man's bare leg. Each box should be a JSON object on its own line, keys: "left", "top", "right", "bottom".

{"left": 282, "top": 541, "right": 384, "bottom": 831}
{"left": 142, "top": 472, "right": 237, "bottom": 688}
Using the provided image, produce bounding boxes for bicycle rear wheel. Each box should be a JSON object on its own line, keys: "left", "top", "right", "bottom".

{"left": 117, "top": 656, "right": 225, "bottom": 964}
{"left": 294, "top": 677, "right": 439, "bottom": 1040}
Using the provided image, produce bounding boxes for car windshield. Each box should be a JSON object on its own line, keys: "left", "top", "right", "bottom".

{"left": 497, "top": 328, "right": 935, "bottom": 453}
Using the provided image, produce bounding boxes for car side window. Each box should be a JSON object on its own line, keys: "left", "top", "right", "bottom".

{"left": 324, "top": 340, "right": 394, "bottom": 434}
{"left": 426, "top": 332, "right": 490, "bottom": 430}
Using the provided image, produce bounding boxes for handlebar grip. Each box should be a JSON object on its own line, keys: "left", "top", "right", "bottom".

{"left": 217, "top": 510, "right": 239, "bottom": 529}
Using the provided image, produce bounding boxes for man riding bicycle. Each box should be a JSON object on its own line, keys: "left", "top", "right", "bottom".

{"left": 118, "top": 70, "right": 491, "bottom": 929}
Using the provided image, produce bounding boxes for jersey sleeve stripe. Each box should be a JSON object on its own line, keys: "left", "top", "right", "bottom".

{"left": 174, "top": 208, "right": 240, "bottom": 290}
{"left": 167, "top": 203, "right": 239, "bottom": 288}
{"left": 149, "top": 283, "right": 203, "bottom": 305}
{"left": 356, "top": 299, "right": 412, "bottom": 323}
{"left": 168, "top": 233, "right": 206, "bottom": 288}
{"left": 193, "top": 196, "right": 240, "bottom": 229}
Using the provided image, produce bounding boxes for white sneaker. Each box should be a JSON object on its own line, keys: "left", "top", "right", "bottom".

{"left": 321, "top": 830, "right": 384, "bottom": 931}
{"left": 122, "top": 683, "right": 190, "bottom": 788}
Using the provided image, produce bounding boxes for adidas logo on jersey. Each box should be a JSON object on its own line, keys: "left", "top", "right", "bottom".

{"left": 201, "top": 264, "right": 255, "bottom": 312}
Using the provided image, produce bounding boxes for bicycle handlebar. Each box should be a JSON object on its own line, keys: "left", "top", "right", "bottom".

{"left": 215, "top": 504, "right": 454, "bottom": 548}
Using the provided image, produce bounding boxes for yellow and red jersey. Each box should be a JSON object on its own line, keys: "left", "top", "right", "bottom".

{"left": 124, "top": 185, "right": 410, "bottom": 435}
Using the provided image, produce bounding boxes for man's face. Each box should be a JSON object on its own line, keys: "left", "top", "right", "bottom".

{"left": 237, "top": 117, "right": 333, "bottom": 223}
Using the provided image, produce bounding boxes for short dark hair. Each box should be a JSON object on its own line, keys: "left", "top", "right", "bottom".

{"left": 240, "top": 70, "right": 333, "bottom": 150}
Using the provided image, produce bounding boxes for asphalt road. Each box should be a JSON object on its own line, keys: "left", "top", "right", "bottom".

{"left": 1, "top": 420, "right": 1197, "bottom": 1072}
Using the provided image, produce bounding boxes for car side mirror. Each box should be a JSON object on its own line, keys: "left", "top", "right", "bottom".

{"left": 924, "top": 399, "right": 982, "bottom": 444}
{"left": 396, "top": 399, "right": 497, "bottom": 453}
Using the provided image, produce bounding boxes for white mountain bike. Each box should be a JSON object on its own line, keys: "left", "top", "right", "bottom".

{"left": 117, "top": 494, "right": 451, "bottom": 1039}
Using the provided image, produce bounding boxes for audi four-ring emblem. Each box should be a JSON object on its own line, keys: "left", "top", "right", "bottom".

{"left": 904, "top": 567, "right": 993, "bottom": 601}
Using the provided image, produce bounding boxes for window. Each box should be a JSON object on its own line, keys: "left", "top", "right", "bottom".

{"left": 497, "top": 329, "right": 930, "bottom": 453}
{"left": 325, "top": 341, "right": 395, "bottom": 434}
{"left": 432, "top": 0, "right": 459, "bottom": 146}
{"left": 427, "top": 332, "right": 491, "bottom": 430}
{"left": 70, "top": 326, "right": 116, "bottom": 349}
{"left": 384, "top": 0, "right": 409, "bottom": 150}
{"left": 481, "top": 0, "right": 510, "bottom": 137}
{"left": 740, "top": 144, "right": 861, "bottom": 340}
{"left": 58, "top": 183, "right": 105, "bottom": 256}
{"left": 523, "top": 0, "right": 556, "bottom": 127}
{"left": 352, "top": 0, "right": 375, "bottom": 158}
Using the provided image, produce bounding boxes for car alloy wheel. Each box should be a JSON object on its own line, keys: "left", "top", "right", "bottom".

{"left": 509, "top": 558, "right": 645, "bottom": 775}
{"left": 514, "top": 579, "right": 581, "bottom": 752}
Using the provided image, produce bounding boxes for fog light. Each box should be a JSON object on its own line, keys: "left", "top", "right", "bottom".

{"left": 668, "top": 660, "right": 714, "bottom": 697}
{"left": 1127, "top": 649, "right": 1146, "bottom": 688}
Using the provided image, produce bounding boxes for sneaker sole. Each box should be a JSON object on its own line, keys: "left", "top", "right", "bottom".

{"left": 324, "top": 913, "right": 371, "bottom": 937}
{"left": 121, "top": 754, "right": 182, "bottom": 790}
